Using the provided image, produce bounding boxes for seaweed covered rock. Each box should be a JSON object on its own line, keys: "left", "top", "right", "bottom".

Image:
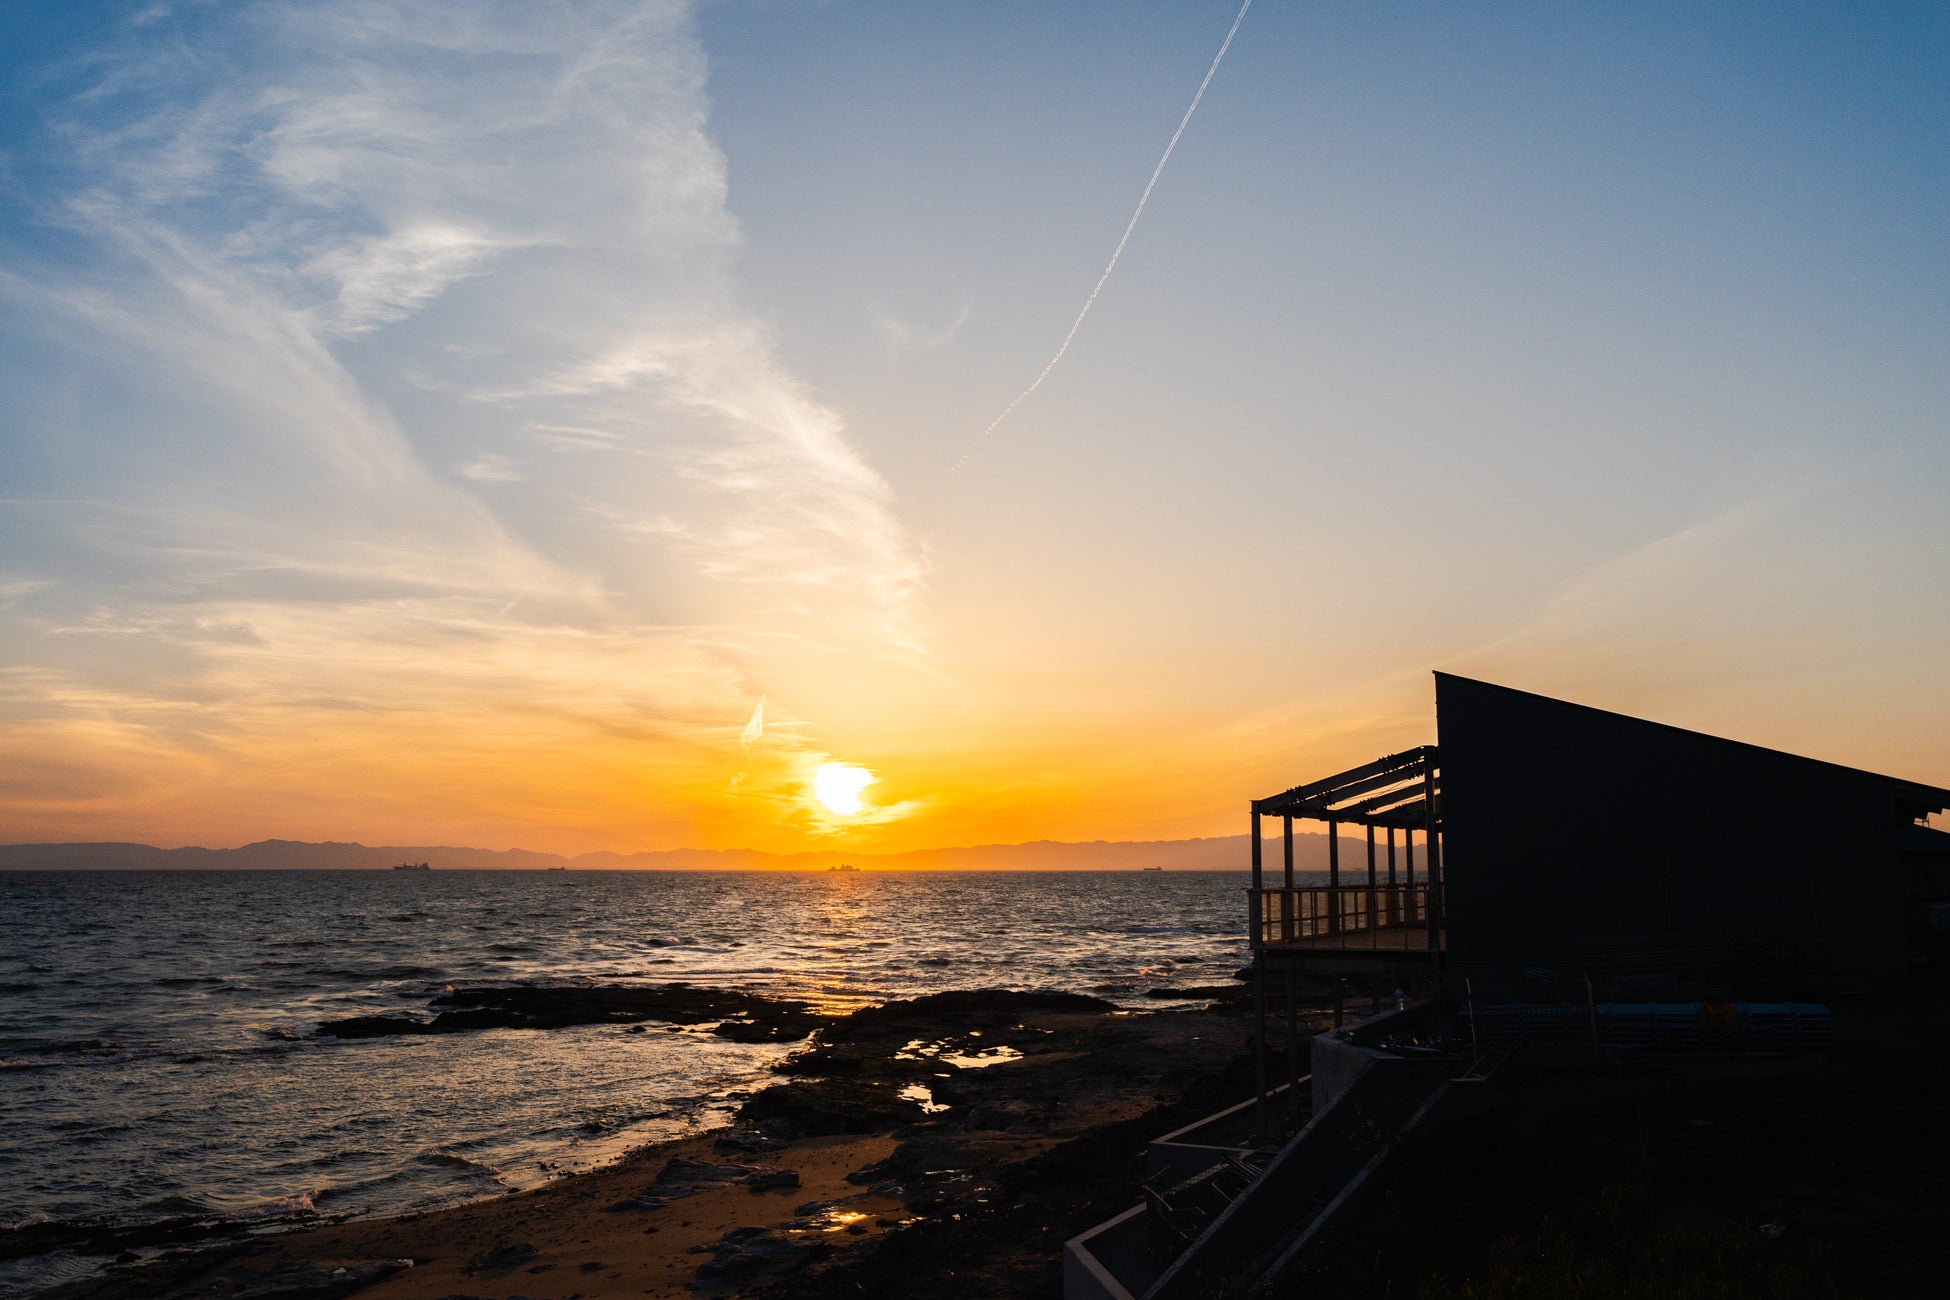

{"left": 815, "top": 990, "right": 1114, "bottom": 1045}
{"left": 737, "top": 1078, "right": 930, "bottom": 1138}
{"left": 315, "top": 982, "right": 830, "bottom": 1041}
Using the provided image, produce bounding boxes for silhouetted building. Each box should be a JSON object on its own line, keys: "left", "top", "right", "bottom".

{"left": 1249, "top": 673, "right": 1950, "bottom": 1003}
{"left": 1068, "top": 675, "right": 1950, "bottom": 1300}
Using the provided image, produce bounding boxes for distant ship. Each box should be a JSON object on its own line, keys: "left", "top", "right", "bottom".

{"left": 827, "top": 863, "right": 859, "bottom": 872}
{"left": 545, "top": 866, "right": 568, "bottom": 872}
{"left": 392, "top": 862, "right": 432, "bottom": 871}
{"left": 1142, "top": 865, "right": 1163, "bottom": 872}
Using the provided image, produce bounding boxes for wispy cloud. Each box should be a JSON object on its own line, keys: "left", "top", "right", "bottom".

{"left": 869, "top": 302, "right": 971, "bottom": 360}
{"left": 457, "top": 451, "right": 527, "bottom": 483}
{"left": 0, "top": 0, "right": 929, "bottom": 847}
{"left": 309, "top": 223, "right": 517, "bottom": 334}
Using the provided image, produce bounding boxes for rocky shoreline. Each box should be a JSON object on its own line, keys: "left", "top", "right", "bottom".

{"left": 314, "top": 982, "right": 830, "bottom": 1043}
{"left": 34, "top": 983, "right": 1256, "bottom": 1299}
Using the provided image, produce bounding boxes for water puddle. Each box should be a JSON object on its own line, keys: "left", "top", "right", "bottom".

{"left": 898, "top": 1083, "right": 950, "bottom": 1114}
{"left": 894, "top": 1039, "right": 1023, "bottom": 1069}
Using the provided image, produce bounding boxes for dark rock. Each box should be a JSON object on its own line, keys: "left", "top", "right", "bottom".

{"left": 604, "top": 1195, "right": 663, "bottom": 1212}
{"left": 960, "top": 1101, "right": 1032, "bottom": 1131}
{"left": 814, "top": 990, "right": 1115, "bottom": 1046}
{"left": 654, "top": 1157, "right": 757, "bottom": 1192}
{"left": 737, "top": 1078, "right": 926, "bottom": 1138}
{"left": 315, "top": 1015, "right": 433, "bottom": 1039}
{"left": 316, "top": 983, "right": 829, "bottom": 1042}
{"left": 745, "top": 1169, "right": 800, "bottom": 1192}
{"left": 693, "top": 1226, "right": 807, "bottom": 1281}
{"left": 844, "top": 1160, "right": 893, "bottom": 1186}
{"left": 463, "top": 1241, "right": 536, "bottom": 1271}
{"left": 1144, "top": 985, "right": 1248, "bottom": 1001}
{"left": 903, "top": 1169, "right": 979, "bottom": 1212}
{"left": 714, "top": 1129, "right": 787, "bottom": 1154}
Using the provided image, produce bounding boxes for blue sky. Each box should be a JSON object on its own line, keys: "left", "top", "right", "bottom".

{"left": 2, "top": 1, "right": 1946, "bottom": 852}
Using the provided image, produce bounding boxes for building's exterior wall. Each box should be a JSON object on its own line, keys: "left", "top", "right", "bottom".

{"left": 1435, "top": 673, "right": 1910, "bottom": 997}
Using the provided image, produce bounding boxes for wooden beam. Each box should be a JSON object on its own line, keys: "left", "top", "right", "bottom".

{"left": 1253, "top": 745, "right": 1431, "bottom": 814}
{"left": 1328, "top": 778, "right": 1438, "bottom": 820}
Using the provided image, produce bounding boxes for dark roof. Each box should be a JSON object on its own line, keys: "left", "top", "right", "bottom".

{"left": 1250, "top": 674, "right": 1950, "bottom": 826}
{"left": 1434, "top": 672, "right": 1950, "bottom": 815}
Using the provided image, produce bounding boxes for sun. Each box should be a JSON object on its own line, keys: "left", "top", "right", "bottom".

{"left": 811, "top": 763, "right": 876, "bottom": 816}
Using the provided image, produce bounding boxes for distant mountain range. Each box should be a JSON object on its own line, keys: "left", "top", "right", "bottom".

{"left": 0, "top": 832, "right": 1366, "bottom": 872}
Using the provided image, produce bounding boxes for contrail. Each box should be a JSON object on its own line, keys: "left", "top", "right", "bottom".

{"left": 954, "top": 0, "right": 1253, "bottom": 472}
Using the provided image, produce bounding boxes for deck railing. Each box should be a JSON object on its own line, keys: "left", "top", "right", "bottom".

{"left": 1249, "top": 884, "right": 1442, "bottom": 952}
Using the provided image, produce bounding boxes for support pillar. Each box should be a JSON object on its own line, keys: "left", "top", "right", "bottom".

{"left": 1327, "top": 816, "right": 1340, "bottom": 935}
{"left": 1387, "top": 826, "right": 1399, "bottom": 928}
{"left": 1281, "top": 814, "right": 1295, "bottom": 943}
{"left": 1405, "top": 827, "right": 1417, "bottom": 926}
{"left": 1366, "top": 824, "right": 1377, "bottom": 939}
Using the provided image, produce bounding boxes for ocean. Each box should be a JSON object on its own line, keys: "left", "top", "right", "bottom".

{"left": 0, "top": 868, "right": 1257, "bottom": 1294}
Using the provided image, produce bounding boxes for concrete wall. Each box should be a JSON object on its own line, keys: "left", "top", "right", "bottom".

{"left": 1063, "top": 1205, "right": 1147, "bottom": 1300}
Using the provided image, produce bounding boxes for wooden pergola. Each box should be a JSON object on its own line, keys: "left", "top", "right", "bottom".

{"left": 1246, "top": 745, "right": 1445, "bottom": 1138}
{"left": 1248, "top": 745, "right": 1443, "bottom": 957}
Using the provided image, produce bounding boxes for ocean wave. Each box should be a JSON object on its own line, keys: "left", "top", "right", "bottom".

{"left": 239, "top": 1191, "right": 317, "bottom": 1219}
{"left": 137, "top": 1194, "right": 216, "bottom": 1218}
{"left": 412, "top": 1149, "right": 508, "bottom": 1181}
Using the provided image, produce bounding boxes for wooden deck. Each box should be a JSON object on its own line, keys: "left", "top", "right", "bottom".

{"left": 1261, "top": 926, "right": 1446, "bottom": 953}
{"left": 1251, "top": 884, "right": 1444, "bottom": 954}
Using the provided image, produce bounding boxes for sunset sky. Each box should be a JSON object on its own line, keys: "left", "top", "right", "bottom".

{"left": 2, "top": 1, "right": 1946, "bottom": 856}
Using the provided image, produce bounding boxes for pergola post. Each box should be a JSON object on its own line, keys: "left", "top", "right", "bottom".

{"left": 1282, "top": 813, "right": 1295, "bottom": 944}
{"left": 1387, "top": 826, "right": 1399, "bottom": 928}
{"left": 1326, "top": 815, "right": 1341, "bottom": 935}
{"left": 1405, "top": 827, "right": 1416, "bottom": 908}
{"left": 1366, "top": 823, "right": 1377, "bottom": 939}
